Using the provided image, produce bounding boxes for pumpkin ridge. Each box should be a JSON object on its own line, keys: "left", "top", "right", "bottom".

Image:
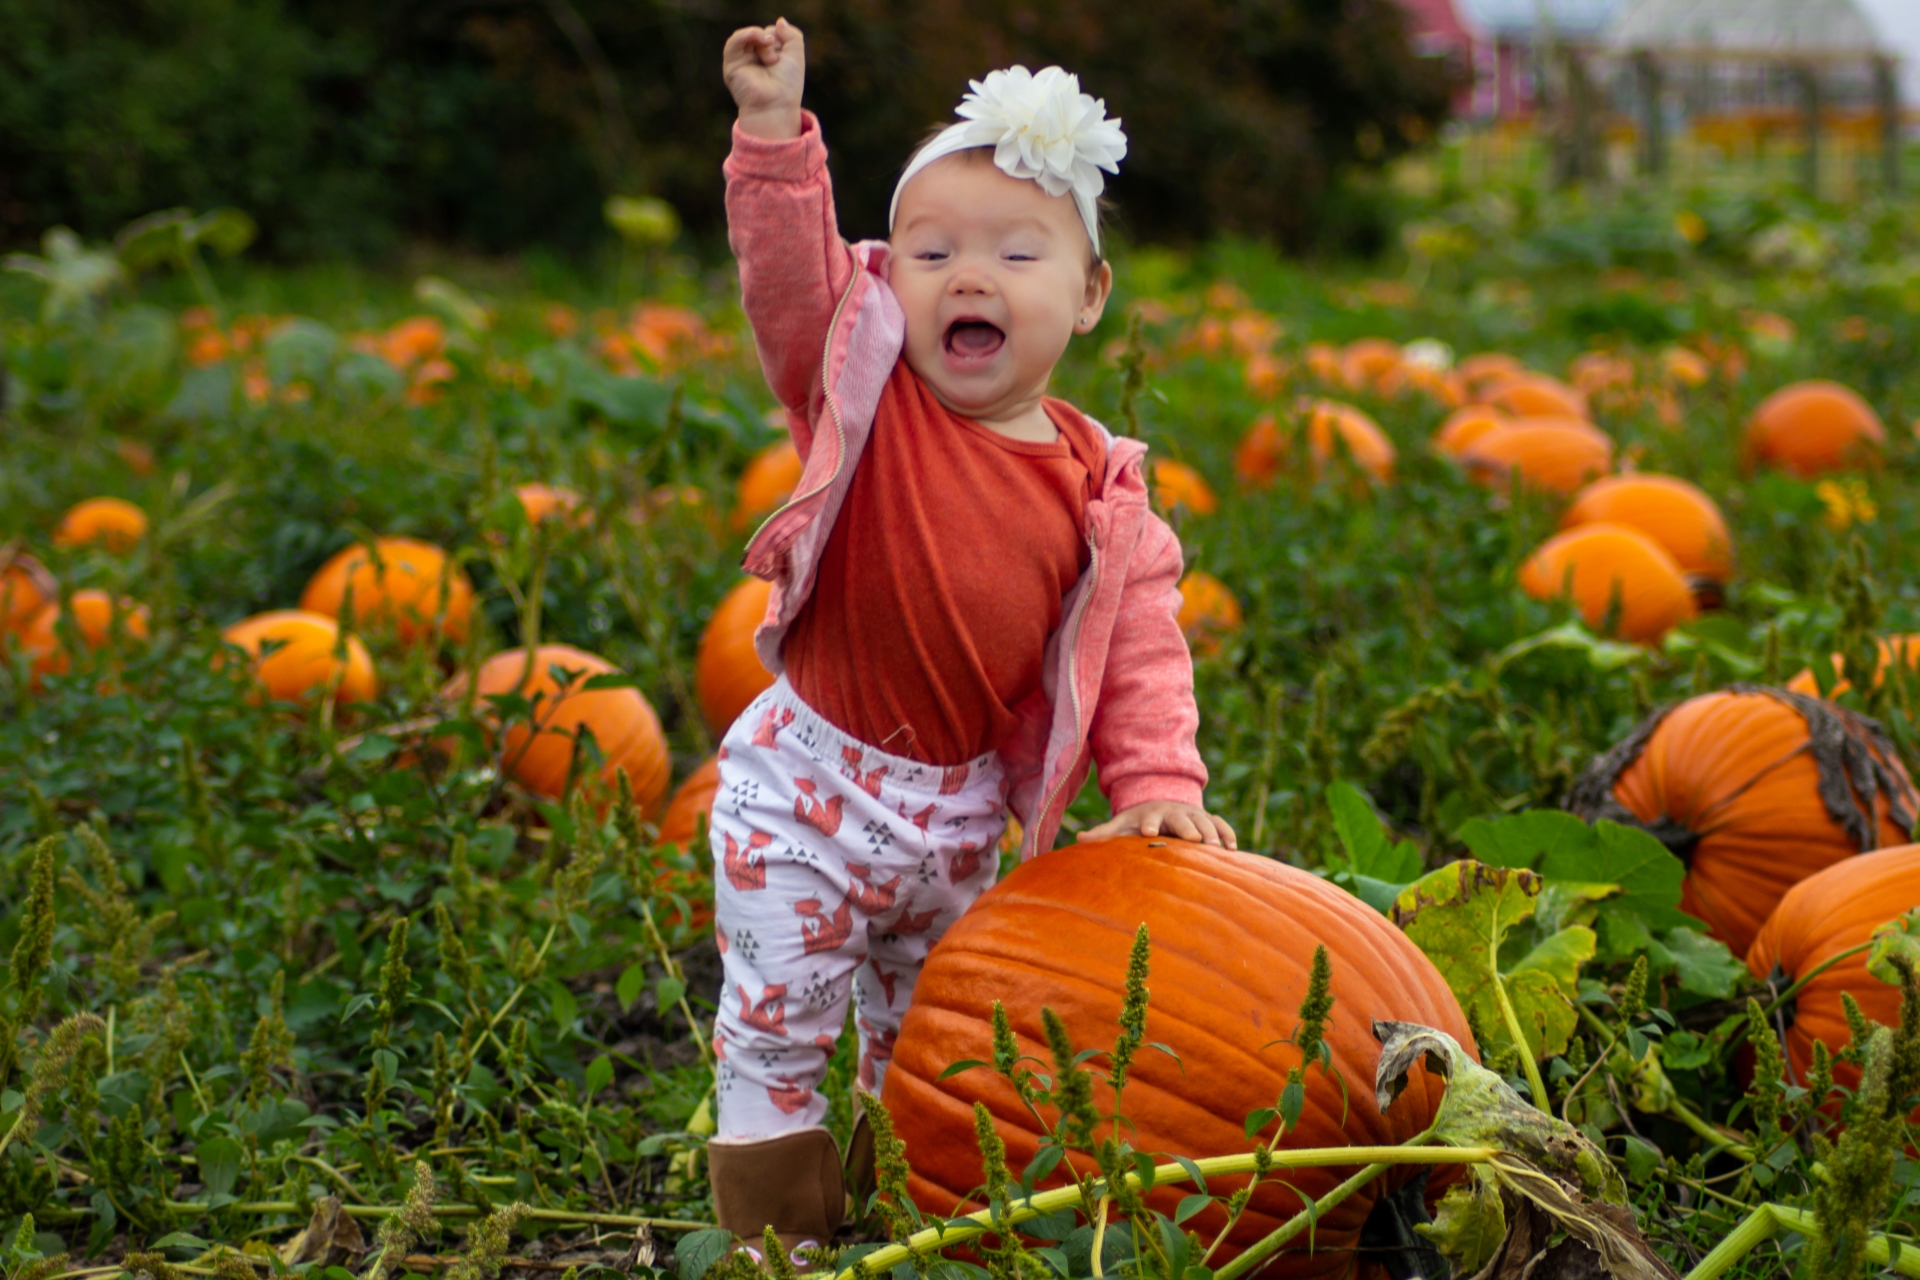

{"left": 1683, "top": 741, "right": 1817, "bottom": 829}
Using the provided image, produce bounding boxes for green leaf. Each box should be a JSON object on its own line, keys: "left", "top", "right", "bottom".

{"left": 1174, "top": 1194, "right": 1212, "bottom": 1225}
{"left": 1327, "top": 782, "right": 1421, "bottom": 881}
{"left": 548, "top": 980, "right": 579, "bottom": 1032}
{"left": 194, "top": 1136, "right": 244, "bottom": 1198}
{"left": 584, "top": 1054, "right": 613, "bottom": 1100}
{"left": 1493, "top": 620, "right": 1647, "bottom": 673}
{"left": 675, "top": 1228, "right": 735, "bottom": 1280}
{"left": 1415, "top": 1181, "right": 1505, "bottom": 1275}
{"left": 1660, "top": 928, "right": 1745, "bottom": 998}
{"left": 937, "top": 1059, "right": 989, "bottom": 1081}
{"left": 1393, "top": 861, "right": 1590, "bottom": 1061}
{"left": 655, "top": 975, "right": 686, "bottom": 1013}
{"left": 1659, "top": 1030, "right": 1712, "bottom": 1071}
{"left": 616, "top": 963, "right": 646, "bottom": 1012}
{"left": 1621, "top": 1136, "right": 1662, "bottom": 1183}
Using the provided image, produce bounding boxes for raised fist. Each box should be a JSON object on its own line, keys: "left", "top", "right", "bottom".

{"left": 723, "top": 18, "right": 805, "bottom": 140}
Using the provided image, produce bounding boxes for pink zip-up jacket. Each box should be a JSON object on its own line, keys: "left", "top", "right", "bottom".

{"left": 725, "top": 112, "right": 1207, "bottom": 859}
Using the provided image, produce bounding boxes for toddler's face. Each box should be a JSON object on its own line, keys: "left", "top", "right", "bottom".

{"left": 891, "top": 152, "right": 1112, "bottom": 423}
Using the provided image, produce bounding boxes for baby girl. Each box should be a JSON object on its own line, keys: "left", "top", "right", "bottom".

{"left": 708, "top": 17, "right": 1236, "bottom": 1260}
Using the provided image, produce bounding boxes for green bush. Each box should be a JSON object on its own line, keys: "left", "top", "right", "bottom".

{"left": 0, "top": 0, "right": 1461, "bottom": 257}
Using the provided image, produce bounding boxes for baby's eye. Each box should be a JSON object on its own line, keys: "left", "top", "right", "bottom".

{"left": 1004, "top": 252, "right": 1038, "bottom": 262}
{"left": 915, "top": 250, "right": 950, "bottom": 262}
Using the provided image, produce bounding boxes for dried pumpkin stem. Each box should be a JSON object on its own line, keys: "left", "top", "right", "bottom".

{"left": 828, "top": 1143, "right": 1491, "bottom": 1280}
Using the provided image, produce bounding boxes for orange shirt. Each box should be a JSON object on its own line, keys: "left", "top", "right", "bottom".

{"left": 782, "top": 363, "right": 1106, "bottom": 765}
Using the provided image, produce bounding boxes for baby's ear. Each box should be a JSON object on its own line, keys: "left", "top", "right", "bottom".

{"left": 1077, "top": 260, "right": 1115, "bottom": 333}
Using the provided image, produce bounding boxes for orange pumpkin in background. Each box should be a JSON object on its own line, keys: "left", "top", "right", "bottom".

{"left": 696, "top": 577, "right": 777, "bottom": 736}
{"left": 1568, "top": 351, "right": 1637, "bottom": 397}
{"left": 1431, "top": 405, "right": 1508, "bottom": 458}
{"left": 514, "top": 483, "right": 587, "bottom": 526}
{"left": 221, "top": 610, "right": 379, "bottom": 706}
{"left": 1562, "top": 474, "right": 1735, "bottom": 589}
{"left": 448, "top": 644, "right": 670, "bottom": 814}
{"left": 1460, "top": 417, "right": 1613, "bottom": 496}
{"left": 1176, "top": 571, "right": 1242, "bottom": 656}
{"left": 0, "top": 549, "right": 58, "bottom": 636}
{"left": 17, "top": 590, "right": 151, "bottom": 677}
{"left": 1659, "top": 347, "right": 1713, "bottom": 388}
{"left": 1518, "top": 524, "right": 1697, "bottom": 645}
{"left": 53, "top": 497, "right": 148, "bottom": 553}
{"left": 1787, "top": 635, "right": 1920, "bottom": 700}
{"left": 732, "top": 439, "right": 804, "bottom": 533}
{"left": 1569, "top": 686, "right": 1919, "bottom": 957}
{"left": 653, "top": 755, "right": 723, "bottom": 928}
{"left": 658, "top": 755, "right": 722, "bottom": 849}
{"left": 1340, "top": 338, "right": 1402, "bottom": 393}
{"left": 1743, "top": 380, "right": 1885, "bottom": 478}
{"left": 1746, "top": 847, "right": 1920, "bottom": 1124}
{"left": 1483, "top": 373, "right": 1589, "bottom": 420}
{"left": 883, "top": 838, "right": 1474, "bottom": 1280}
{"left": 1456, "top": 352, "right": 1526, "bottom": 393}
{"left": 1235, "top": 400, "right": 1395, "bottom": 487}
{"left": 300, "top": 536, "right": 474, "bottom": 646}
{"left": 1150, "top": 458, "right": 1217, "bottom": 516}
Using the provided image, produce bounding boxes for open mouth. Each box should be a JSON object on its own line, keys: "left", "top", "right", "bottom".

{"left": 943, "top": 318, "right": 1006, "bottom": 362}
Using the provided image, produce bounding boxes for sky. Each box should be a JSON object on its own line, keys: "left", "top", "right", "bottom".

{"left": 1856, "top": 0, "right": 1920, "bottom": 103}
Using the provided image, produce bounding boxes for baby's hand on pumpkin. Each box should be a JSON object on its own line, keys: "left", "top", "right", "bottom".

{"left": 1080, "top": 802, "right": 1238, "bottom": 850}
{"left": 723, "top": 18, "right": 806, "bottom": 140}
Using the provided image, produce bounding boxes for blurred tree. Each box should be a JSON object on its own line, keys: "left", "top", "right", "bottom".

{"left": 0, "top": 0, "right": 1461, "bottom": 257}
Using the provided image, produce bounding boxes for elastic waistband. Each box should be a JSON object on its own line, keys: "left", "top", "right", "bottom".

{"left": 754, "top": 675, "right": 1003, "bottom": 796}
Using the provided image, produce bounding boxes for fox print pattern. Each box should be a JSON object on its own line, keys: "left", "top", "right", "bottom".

{"left": 710, "top": 677, "right": 1010, "bottom": 1137}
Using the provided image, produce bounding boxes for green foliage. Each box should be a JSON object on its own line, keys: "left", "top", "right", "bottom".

{"left": 0, "top": 0, "right": 1457, "bottom": 257}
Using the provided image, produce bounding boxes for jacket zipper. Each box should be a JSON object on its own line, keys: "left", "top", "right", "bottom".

{"left": 746, "top": 267, "right": 860, "bottom": 551}
{"left": 1034, "top": 530, "right": 1099, "bottom": 849}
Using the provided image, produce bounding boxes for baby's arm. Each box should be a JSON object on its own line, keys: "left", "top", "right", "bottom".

{"left": 722, "top": 20, "right": 854, "bottom": 456}
{"left": 1078, "top": 511, "right": 1237, "bottom": 849}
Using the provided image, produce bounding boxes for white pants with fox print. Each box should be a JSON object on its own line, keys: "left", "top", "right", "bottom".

{"left": 709, "top": 676, "right": 1008, "bottom": 1138}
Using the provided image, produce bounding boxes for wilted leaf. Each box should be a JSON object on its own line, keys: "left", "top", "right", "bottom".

{"left": 1372, "top": 1021, "right": 1624, "bottom": 1204}
{"left": 1392, "top": 861, "right": 1590, "bottom": 1061}
{"left": 1418, "top": 1181, "right": 1506, "bottom": 1275}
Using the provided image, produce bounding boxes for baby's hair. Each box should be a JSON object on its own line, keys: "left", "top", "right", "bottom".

{"left": 901, "top": 125, "right": 1108, "bottom": 275}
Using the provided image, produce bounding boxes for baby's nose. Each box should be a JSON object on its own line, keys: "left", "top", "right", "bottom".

{"left": 946, "top": 268, "right": 995, "bottom": 295}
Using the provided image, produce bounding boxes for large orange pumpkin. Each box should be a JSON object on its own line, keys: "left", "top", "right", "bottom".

{"left": 1483, "top": 374, "right": 1589, "bottom": 420}
{"left": 1561, "top": 474, "right": 1734, "bottom": 589}
{"left": 1150, "top": 459, "right": 1217, "bottom": 517}
{"left": 1746, "top": 846, "right": 1920, "bottom": 1122}
{"left": 1235, "top": 401, "right": 1394, "bottom": 487}
{"left": 1176, "top": 571, "right": 1242, "bottom": 656}
{"left": 696, "top": 578, "right": 776, "bottom": 736}
{"left": 1518, "top": 524, "right": 1697, "bottom": 645}
{"left": 300, "top": 536, "right": 474, "bottom": 646}
{"left": 0, "top": 548, "right": 57, "bottom": 636}
{"left": 1787, "top": 635, "right": 1920, "bottom": 700}
{"left": 17, "top": 590, "right": 151, "bottom": 677}
{"left": 1460, "top": 417, "right": 1612, "bottom": 496}
{"left": 53, "top": 497, "right": 148, "bottom": 553}
{"left": 1743, "top": 381, "right": 1885, "bottom": 478}
{"left": 883, "top": 838, "right": 1472, "bottom": 1280}
{"left": 448, "top": 645, "right": 670, "bottom": 814}
{"left": 221, "top": 610, "right": 379, "bottom": 705}
{"left": 733, "top": 439, "right": 804, "bottom": 533}
{"left": 1569, "top": 687, "right": 1919, "bottom": 957}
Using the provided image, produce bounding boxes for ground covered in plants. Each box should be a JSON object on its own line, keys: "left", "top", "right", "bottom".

{"left": 3, "top": 179, "right": 1920, "bottom": 1280}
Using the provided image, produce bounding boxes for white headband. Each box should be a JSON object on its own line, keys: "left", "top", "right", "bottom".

{"left": 889, "top": 65, "right": 1127, "bottom": 256}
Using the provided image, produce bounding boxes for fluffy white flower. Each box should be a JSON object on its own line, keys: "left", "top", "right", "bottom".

{"left": 953, "top": 66, "right": 1126, "bottom": 204}
{"left": 890, "top": 64, "right": 1127, "bottom": 253}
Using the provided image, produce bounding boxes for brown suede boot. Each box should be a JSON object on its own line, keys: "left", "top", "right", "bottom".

{"left": 709, "top": 1129, "right": 847, "bottom": 1265}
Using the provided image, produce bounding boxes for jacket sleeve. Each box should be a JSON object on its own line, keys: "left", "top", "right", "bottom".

{"left": 724, "top": 110, "right": 854, "bottom": 461}
{"left": 1088, "top": 510, "right": 1209, "bottom": 812}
